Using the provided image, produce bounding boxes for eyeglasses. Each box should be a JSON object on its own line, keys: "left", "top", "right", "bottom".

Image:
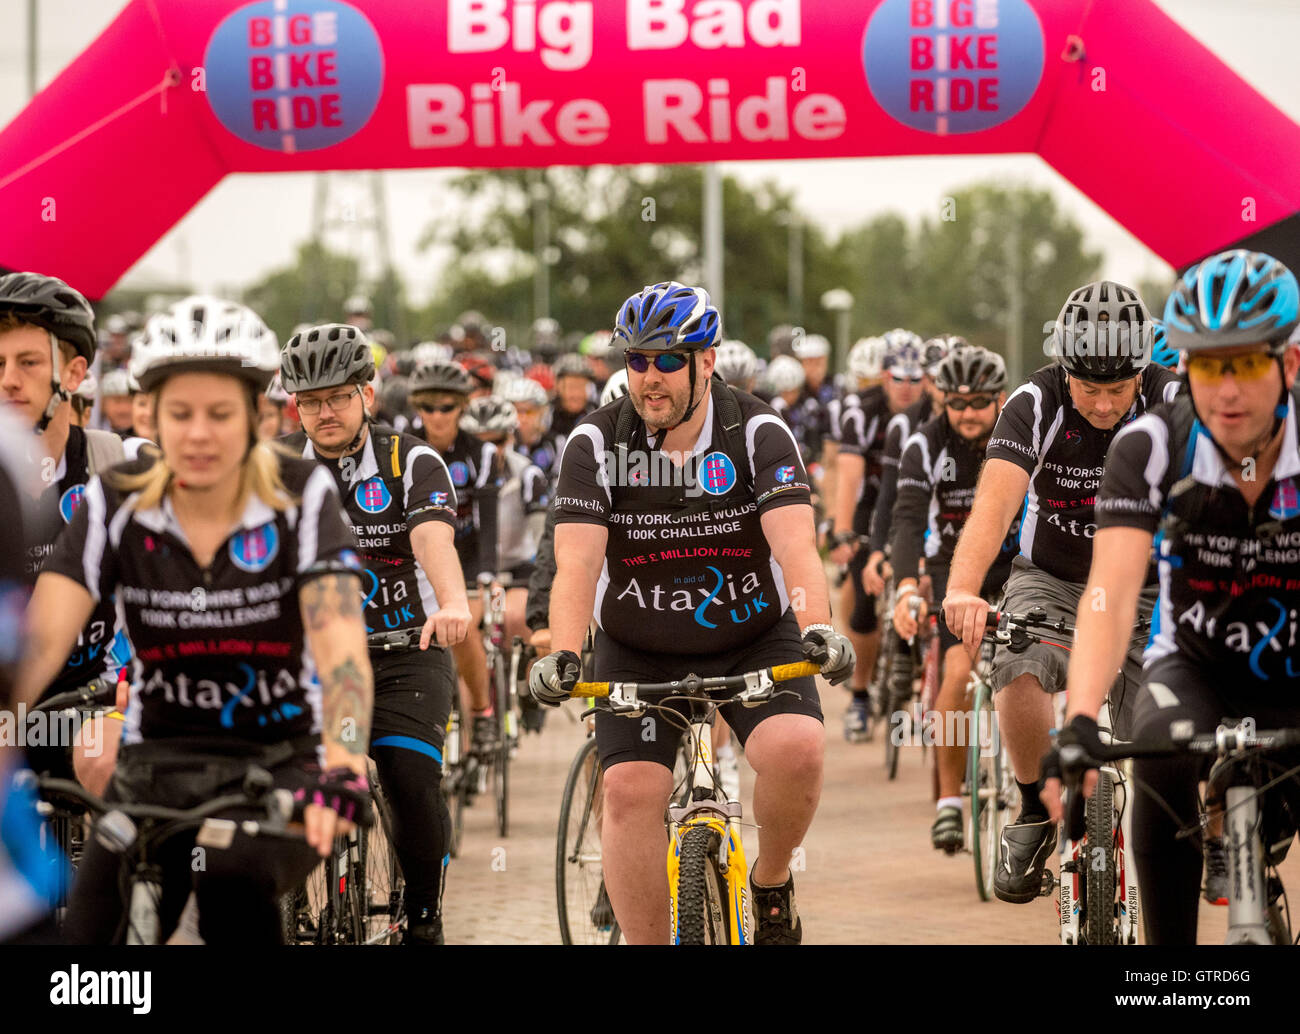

{"left": 296, "top": 389, "right": 359, "bottom": 415}
{"left": 625, "top": 352, "right": 690, "bottom": 375}
{"left": 1186, "top": 350, "right": 1276, "bottom": 385}
{"left": 945, "top": 395, "right": 996, "bottom": 411}
{"left": 417, "top": 402, "right": 461, "bottom": 414}
{"left": 890, "top": 374, "right": 923, "bottom": 385}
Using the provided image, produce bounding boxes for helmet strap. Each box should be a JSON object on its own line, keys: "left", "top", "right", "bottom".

{"left": 35, "top": 331, "right": 70, "bottom": 435}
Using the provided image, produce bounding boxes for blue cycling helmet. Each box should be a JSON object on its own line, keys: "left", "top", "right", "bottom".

{"left": 612, "top": 281, "right": 720, "bottom": 353}
{"left": 882, "top": 328, "right": 924, "bottom": 379}
{"left": 1147, "top": 319, "right": 1179, "bottom": 369}
{"left": 1164, "top": 249, "right": 1299, "bottom": 352}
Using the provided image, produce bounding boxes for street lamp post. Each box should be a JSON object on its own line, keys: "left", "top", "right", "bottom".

{"left": 821, "top": 288, "right": 854, "bottom": 374}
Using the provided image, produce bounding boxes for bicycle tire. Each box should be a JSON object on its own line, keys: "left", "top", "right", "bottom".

{"left": 674, "top": 825, "right": 730, "bottom": 945}
{"left": 969, "top": 679, "right": 999, "bottom": 902}
{"left": 362, "top": 778, "right": 405, "bottom": 944}
{"left": 493, "top": 649, "right": 511, "bottom": 837}
{"left": 556, "top": 736, "right": 620, "bottom": 945}
{"left": 1084, "top": 770, "right": 1118, "bottom": 946}
{"left": 885, "top": 667, "right": 911, "bottom": 781}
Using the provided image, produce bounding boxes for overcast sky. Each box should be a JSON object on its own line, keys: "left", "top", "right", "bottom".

{"left": 0, "top": 0, "right": 1296, "bottom": 312}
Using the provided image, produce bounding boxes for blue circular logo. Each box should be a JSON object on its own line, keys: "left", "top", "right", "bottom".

{"left": 699, "top": 452, "right": 738, "bottom": 497}
{"left": 204, "top": 0, "right": 383, "bottom": 153}
{"left": 863, "top": 0, "right": 1044, "bottom": 135}
{"left": 59, "top": 485, "right": 85, "bottom": 524}
{"left": 229, "top": 522, "right": 280, "bottom": 573}
{"left": 448, "top": 461, "right": 470, "bottom": 487}
{"left": 355, "top": 477, "right": 392, "bottom": 514}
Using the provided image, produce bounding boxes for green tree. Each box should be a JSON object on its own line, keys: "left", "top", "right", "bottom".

{"left": 906, "top": 183, "right": 1103, "bottom": 383}
{"left": 242, "top": 240, "right": 364, "bottom": 342}
{"left": 415, "top": 165, "right": 851, "bottom": 354}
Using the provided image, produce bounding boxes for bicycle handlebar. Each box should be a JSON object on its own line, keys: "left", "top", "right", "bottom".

{"left": 1065, "top": 724, "right": 1300, "bottom": 767}
{"left": 571, "top": 661, "right": 819, "bottom": 715}
{"left": 30, "top": 676, "right": 119, "bottom": 714}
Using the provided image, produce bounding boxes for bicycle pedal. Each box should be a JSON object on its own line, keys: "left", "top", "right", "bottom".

{"left": 1039, "top": 870, "right": 1056, "bottom": 897}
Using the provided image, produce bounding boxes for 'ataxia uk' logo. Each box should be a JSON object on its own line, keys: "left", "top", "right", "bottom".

{"left": 355, "top": 477, "right": 392, "bottom": 514}
{"left": 59, "top": 485, "right": 85, "bottom": 524}
{"left": 699, "top": 452, "right": 737, "bottom": 496}
{"left": 204, "top": 0, "right": 383, "bottom": 153}
{"left": 863, "top": 0, "right": 1044, "bottom": 135}
{"left": 229, "top": 522, "right": 280, "bottom": 573}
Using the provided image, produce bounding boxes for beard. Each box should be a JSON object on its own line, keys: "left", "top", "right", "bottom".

{"left": 632, "top": 384, "right": 690, "bottom": 431}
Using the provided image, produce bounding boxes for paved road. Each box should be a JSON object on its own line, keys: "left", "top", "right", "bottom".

{"left": 442, "top": 682, "right": 1295, "bottom": 944}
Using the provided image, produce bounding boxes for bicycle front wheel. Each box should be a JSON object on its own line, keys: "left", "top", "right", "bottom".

{"left": 556, "top": 736, "right": 620, "bottom": 945}
{"left": 362, "top": 779, "right": 405, "bottom": 944}
{"left": 674, "top": 825, "right": 730, "bottom": 945}
{"left": 1084, "top": 770, "right": 1118, "bottom": 946}
{"left": 969, "top": 679, "right": 1000, "bottom": 902}
{"left": 492, "top": 649, "right": 511, "bottom": 837}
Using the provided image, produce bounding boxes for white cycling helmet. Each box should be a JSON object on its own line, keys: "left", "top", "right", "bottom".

{"left": 847, "top": 337, "right": 886, "bottom": 383}
{"left": 600, "top": 368, "right": 630, "bottom": 406}
{"left": 498, "top": 375, "right": 549, "bottom": 408}
{"left": 130, "top": 296, "right": 279, "bottom": 393}
{"left": 73, "top": 371, "right": 98, "bottom": 402}
{"left": 714, "top": 339, "right": 758, "bottom": 387}
{"left": 99, "top": 367, "right": 134, "bottom": 398}
{"left": 765, "top": 354, "right": 806, "bottom": 394}
{"left": 412, "top": 340, "right": 454, "bottom": 366}
{"left": 791, "top": 333, "right": 831, "bottom": 360}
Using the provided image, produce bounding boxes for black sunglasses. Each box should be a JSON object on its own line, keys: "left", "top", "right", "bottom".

{"left": 625, "top": 352, "right": 690, "bottom": 374}
{"left": 945, "top": 395, "right": 995, "bottom": 411}
{"left": 417, "top": 402, "right": 460, "bottom": 414}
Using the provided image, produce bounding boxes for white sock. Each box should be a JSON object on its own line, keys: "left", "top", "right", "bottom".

{"left": 937, "top": 796, "right": 962, "bottom": 813}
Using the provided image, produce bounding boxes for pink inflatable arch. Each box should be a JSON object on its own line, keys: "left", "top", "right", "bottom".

{"left": 1, "top": 0, "right": 1297, "bottom": 299}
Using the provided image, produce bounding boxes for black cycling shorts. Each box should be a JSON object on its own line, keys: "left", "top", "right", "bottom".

{"left": 592, "top": 609, "right": 823, "bottom": 771}
{"left": 847, "top": 547, "right": 878, "bottom": 635}
{"left": 369, "top": 647, "right": 455, "bottom": 762}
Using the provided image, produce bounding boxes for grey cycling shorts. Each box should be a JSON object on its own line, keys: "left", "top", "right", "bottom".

{"left": 989, "top": 555, "right": 1156, "bottom": 739}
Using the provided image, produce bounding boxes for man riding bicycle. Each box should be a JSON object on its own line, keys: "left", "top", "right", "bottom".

{"left": 530, "top": 281, "right": 854, "bottom": 945}
{"left": 942, "top": 281, "right": 1179, "bottom": 904}
{"left": 280, "top": 323, "right": 471, "bottom": 945}
{"left": 889, "top": 346, "right": 1015, "bottom": 853}
{"left": 1042, "top": 250, "right": 1300, "bottom": 944}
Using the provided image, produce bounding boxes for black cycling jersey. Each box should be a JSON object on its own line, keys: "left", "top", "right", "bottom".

{"left": 548, "top": 403, "right": 596, "bottom": 454}
{"left": 554, "top": 387, "right": 811, "bottom": 655}
{"left": 42, "top": 451, "right": 361, "bottom": 745}
{"left": 838, "top": 385, "right": 896, "bottom": 531}
{"left": 985, "top": 363, "right": 1179, "bottom": 583}
{"left": 771, "top": 384, "right": 831, "bottom": 469}
{"left": 0, "top": 415, "right": 32, "bottom": 702}
{"left": 1097, "top": 390, "right": 1300, "bottom": 688}
{"left": 867, "top": 395, "right": 934, "bottom": 557}
{"left": 23, "top": 426, "right": 129, "bottom": 694}
{"left": 283, "top": 425, "right": 458, "bottom": 634}
{"left": 891, "top": 414, "right": 1018, "bottom": 584}
{"left": 518, "top": 436, "right": 560, "bottom": 483}
{"left": 435, "top": 429, "right": 501, "bottom": 584}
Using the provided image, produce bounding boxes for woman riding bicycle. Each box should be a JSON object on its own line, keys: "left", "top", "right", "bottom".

{"left": 12, "top": 296, "right": 374, "bottom": 944}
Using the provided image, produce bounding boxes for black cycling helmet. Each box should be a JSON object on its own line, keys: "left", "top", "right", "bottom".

{"left": 409, "top": 358, "right": 474, "bottom": 397}
{"left": 280, "top": 323, "right": 375, "bottom": 393}
{"left": 1051, "top": 281, "right": 1151, "bottom": 383}
{"left": 0, "top": 271, "right": 97, "bottom": 361}
{"left": 923, "top": 334, "right": 967, "bottom": 376}
{"left": 0, "top": 272, "right": 98, "bottom": 434}
{"left": 934, "top": 345, "right": 1008, "bottom": 394}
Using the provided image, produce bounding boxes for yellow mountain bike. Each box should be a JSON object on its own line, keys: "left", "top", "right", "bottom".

{"left": 571, "top": 660, "right": 818, "bottom": 945}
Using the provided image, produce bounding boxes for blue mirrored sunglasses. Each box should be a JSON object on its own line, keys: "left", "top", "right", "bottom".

{"left": 625, "top": 352, "right": 690, "bottom": 374}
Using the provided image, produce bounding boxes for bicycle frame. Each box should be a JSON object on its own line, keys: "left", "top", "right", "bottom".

{"left": 665, "top": 714, "right": 752, "bottom": 946}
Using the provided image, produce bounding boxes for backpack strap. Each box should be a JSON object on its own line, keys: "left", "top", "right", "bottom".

{"left": 84, "top": 428, "right": 126, "bottom": 478}
{"left": 611, "top": 377, "right": 755, "bottom": 496}
{"left": 369, "top": 426, "right": 407, "bottom": 507}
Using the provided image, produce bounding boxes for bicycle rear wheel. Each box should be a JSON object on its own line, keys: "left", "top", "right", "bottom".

{"left": 674, "top": 825, "right": 730, "bottom": 945}
{"left": 1084, "top": 770, "right": 1118, "bottom": 946}
{"left": 556, "top": 735, "right": 620, "bottom": 945}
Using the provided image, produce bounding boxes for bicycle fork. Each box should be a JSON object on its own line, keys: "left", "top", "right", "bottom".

{"left": 1222, "top": 785, "right": 1273, "bottom": 945}
{"left": 665, "top": 719, "right": 752, "bottom": 945}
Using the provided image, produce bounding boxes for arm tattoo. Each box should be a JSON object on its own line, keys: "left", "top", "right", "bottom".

{"left": 301, "top": 573, "right": 362, "bottom": 633}
{"left": 321, "top": 656, "right": 372, "bottom": 755}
